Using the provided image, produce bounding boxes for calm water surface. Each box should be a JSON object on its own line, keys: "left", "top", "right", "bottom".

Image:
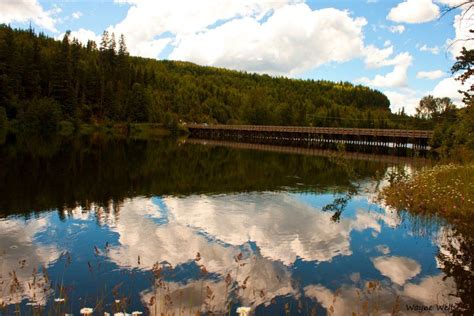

{"left": 0, "top": 135, "right": 471, "bottom": 315}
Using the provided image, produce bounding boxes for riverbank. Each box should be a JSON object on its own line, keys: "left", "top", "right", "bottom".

{"left": 1, "top": 121, "right": 179, "bottom": 142}
{"left": 380, "top": 163, "right": 474, "bottom": 230}
{"left": 75, "top": 122, "right": 173, "bottom": 139}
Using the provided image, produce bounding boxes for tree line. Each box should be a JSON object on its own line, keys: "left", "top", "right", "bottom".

{"left": 0, "top": 24, "right": 430, "bottom": 133}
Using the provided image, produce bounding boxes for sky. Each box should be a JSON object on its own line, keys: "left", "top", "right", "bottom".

{"left": 1, "top": 0, "right": 473, "bottom": 114}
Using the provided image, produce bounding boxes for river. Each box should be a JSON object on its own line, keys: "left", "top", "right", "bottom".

{"left": 0, "top": 134, "right": 470, "bottom": 315}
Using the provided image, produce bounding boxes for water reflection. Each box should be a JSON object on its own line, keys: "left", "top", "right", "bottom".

{"left": 0, "top": 136, "right": 471, "bottom": 314}
{"left": 162, "top": 193, "right": 383, "bottom": 264}
{"left": 0, "top": 135, "right": 387, "bottom": 217}
{"left": 372, "top": 256, "right": 421, "bottom": 285}
{"left": 0, "top": 215, "right": 61, "bottom": 306}
{"left": 304, "top": 273, "right": 459, "bottom": 315}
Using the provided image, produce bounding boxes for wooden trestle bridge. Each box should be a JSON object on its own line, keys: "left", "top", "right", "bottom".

{"left": 187, "top": 124, "right": 434, "bottom": 150}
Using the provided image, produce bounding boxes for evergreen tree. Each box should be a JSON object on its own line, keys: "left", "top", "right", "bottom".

{"left": 118, "top": 34, "right": 128, "bottom": 57}
{"left": 0, "top": 25, "right": 432, "bottom": 130}
{"left": 99, "top": 30, "right": 109, "bottom": 54}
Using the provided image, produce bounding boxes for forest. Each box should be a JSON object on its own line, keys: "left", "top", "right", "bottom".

{"left": 0, "top": 24, "right": 429, "bottom": 133}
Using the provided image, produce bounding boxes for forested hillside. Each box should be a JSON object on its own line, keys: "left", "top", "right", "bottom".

{"left": 0, "top": 25, "right": 421, "bottom": 130}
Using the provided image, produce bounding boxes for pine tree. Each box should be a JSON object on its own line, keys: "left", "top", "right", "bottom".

{"left": 452, "top": 47, "right": 474, "bottom": 105}
{"left": 118, "top": 34, "right": 128, "bottom": 57}
{"left": 99, "top": 30, "right": 109, "bottom": 53}
{"left": 108, "top": 32, "right": 116, "bottom": 66}
{"left": 23, "top": 30, "right": 41, "bottom": 98}
{"left": 51, "top": 31, "right": 75, "bottom": 118}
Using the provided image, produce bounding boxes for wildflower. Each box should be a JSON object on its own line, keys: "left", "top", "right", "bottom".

{"left": 237, "top": 306, "right": 251, "bottom": 316}
{"left": 80, "top": 307, "right": 94, "bottom": 315}
{"left": 54, "top": 298, "right": 65, "bottom": 303}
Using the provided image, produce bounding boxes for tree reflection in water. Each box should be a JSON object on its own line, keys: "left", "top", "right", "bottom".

{"left": 0, "top": 134, "right": 471, "bottom": 314}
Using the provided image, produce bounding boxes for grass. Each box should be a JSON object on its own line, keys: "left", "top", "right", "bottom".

{"left": 380, "top": 163, "right": 474, "bottom": 230}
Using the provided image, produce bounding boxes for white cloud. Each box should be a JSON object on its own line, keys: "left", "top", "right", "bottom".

{"left": 105, "top": 193, "right": 389, "bottom": 269}
{"left": 383, "top": 89, "right": 422, "bottom": 114}
{"left": 304, "top": 273, "right": 459, "bottom": 315}
{"left": 387, "top": 0, "right": 440, "bottom": 24}
{"left": 432, "top": 76, "right": 470, "bottom": 104}
{"left": 135, "top": 38, "right": 172, "bottom": 59}
{"left": 0, "top": 215, "right": 62, "bottom": 305}
{"left": 436, "top": 226, "right": 470, "bottom": 272}
{"left": 363, "top": 45, "right": 394, "bottom": 68}
{"left": 375, "top": 244, "right": 391, "bottom": 255}
{"left": 109, "top": 0, "right": 300, "bottom": 59}
{"left": 383, "top": 75, "right": 469, "bottom": 115}
{"left": 71, "top": 11, "right": 82, "bottom": 20}
{"left": 358, "top": 52, "right": 413, "bottom": 88}
{"left": 169, "top": 4, "right": 367, "bottom": 75}
{"left": 372, "top": 256, "right": 421, "bottom": 285}
{"left": 436, "top": 0, "right": 468, "bottom": 7}
{"left": 446, "top": 7, "right": 474, "bottom": 59}
{"left": 0, "top": 0, "right": 59, "bottom": 32}
{"left": 416, "top": 70, "right": 446, "bottom": 79}
{"left": 389, "top": 24, "right": 405, "bottom": 33}
{"left": 102, "top": 1, "right": 370, "bottom": 74}
{"left": 58, "top": 28, "right": 100, "bottom": 46}
{"left": 402, "top": 274, "right": 459, "bottom": 306}
{"left": 418, "top": 44, "right": 440, "bottom": 54}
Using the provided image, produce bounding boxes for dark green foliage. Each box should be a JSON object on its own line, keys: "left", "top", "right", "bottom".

{"left": 0, "top": 106, "right": 7, "bottom": 130}
{"left": 416, "top": 95, "right": 456, "bottom": 121}
{"left": 430, "top": 104, "right": 474, "bottom": 161}
{"left": 18, "top": 97, "right": 62, "bottom": 134}
{"left": 163, "top": 111, "right": 179, "bottom": 132}
{"left": 0, "top": 24, "right": 426, "bottom": 129}
{"left": 126, "top": 83, "right": 150, "bottom": 122}
{"left": 0, "top": 136, "right": 386, "bottom": 215}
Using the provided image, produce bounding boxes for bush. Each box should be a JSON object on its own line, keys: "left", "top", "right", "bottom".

{"left": 19, "top": 98, "right": 62, "bottom": 134}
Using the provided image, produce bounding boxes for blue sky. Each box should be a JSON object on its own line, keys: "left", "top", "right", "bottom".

{"left": 1, "top": 0, "right": 472, "bottom": 114}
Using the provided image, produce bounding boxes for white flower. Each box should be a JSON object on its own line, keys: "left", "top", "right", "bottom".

{"left": 80, "top": 307, "right": 94, "bottom": 315}
{"left": 237, "top": 306, "right": 252, "bottom": 316}
{"left": 54, "top": 298, "right": 65, "bottom": 303}
{"left": 132, "top": 312, "right": 143, "bottom": 316}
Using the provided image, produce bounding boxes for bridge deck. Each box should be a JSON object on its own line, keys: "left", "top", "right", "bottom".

{"left": 187, "top": 124, "right": 434, "bottom": 139}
